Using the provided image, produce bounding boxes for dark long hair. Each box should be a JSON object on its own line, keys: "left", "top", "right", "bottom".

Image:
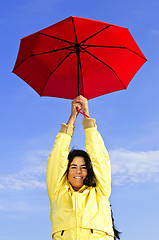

{"left": 111, "top": 206, "right": 121, "bottom": 240}
{"left": 67, "top": 149, "right": 121, "bottom": 240}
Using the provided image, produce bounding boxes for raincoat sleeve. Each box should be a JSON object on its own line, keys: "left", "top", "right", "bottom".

{"left": 83, "top": 118, "right": 111, "bottom": 197}
{"left": 46, "top": 124, "right": 74, "bottom": 200}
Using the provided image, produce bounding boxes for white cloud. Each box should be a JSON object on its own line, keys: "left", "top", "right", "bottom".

{"left": 1, "top": 148, "right": 159, "bottom": 191}
{"left": 0, "top": 150, "right": 48, "bottom": 191}
{"left": 0, "top": 200, "right": 30, "bottom": 212}
{"left": 110, "top": 149, "right": 159, "bottom": 185}
{"left": 0, "top": 199, "right": 49, "bottom": 213}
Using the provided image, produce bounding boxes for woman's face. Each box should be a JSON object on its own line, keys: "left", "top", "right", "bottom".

{"left": 68, "top": 156, "right": 88, "bottom": 191}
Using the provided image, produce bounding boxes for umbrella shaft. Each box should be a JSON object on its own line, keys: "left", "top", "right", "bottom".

{"left": 75, "top": 44, "right": 80, "bottom": 96}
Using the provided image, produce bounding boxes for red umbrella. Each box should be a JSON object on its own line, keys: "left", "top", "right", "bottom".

{"left": 13, "top": 16, "right": 147, "bottom": 100}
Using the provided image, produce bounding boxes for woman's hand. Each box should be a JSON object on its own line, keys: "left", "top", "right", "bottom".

{"left": 67, "top": 98, "right": 82, "bottom": 125}
{"left": 74, "top": 95, "right": 89, "bottom": 118}
{"left": 71, "top": 99, "right": 82, "bottom": 117}
{"left": 67, "top": 96, "right": 89, "bottom": 125}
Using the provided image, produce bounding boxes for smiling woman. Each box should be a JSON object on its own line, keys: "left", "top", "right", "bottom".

{"left": 67, "top": 149, "right": 96, "bottom": 191}
{"left": 67, "top": 155, "right": 88, "bottom": 191}
{"left": 46, "top": 95, "right": 120, "bottom": 240}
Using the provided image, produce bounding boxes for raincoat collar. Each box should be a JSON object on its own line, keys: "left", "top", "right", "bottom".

{"left": 67, "top": 181, "right": 88, "bottom": 193}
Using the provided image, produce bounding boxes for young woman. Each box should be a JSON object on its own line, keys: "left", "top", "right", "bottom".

{"left": 47, "top": 95, "right": 120, "bottom": 240}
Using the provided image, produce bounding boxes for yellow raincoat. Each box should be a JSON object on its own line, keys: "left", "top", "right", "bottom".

{"left": 47, "top": 118, "right": 114, "bottom": 239}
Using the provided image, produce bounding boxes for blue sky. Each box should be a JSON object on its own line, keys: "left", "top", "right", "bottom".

{"left": 0, "top": 0, "right": 159, "bottom": 239}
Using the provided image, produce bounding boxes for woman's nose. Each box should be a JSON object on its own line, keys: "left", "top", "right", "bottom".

{"left": 77, "top": 168, "right": 82, "bottom": 173}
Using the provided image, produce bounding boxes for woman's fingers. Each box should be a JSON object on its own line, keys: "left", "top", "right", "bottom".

{"left": 73, "top": 96, "right": 89, "bottom": 117}
{"left": 71, "top": 100, "right": 82, "bottom": 118}
{"left": 73, "top": 96, "right": 87, "bottom": 107}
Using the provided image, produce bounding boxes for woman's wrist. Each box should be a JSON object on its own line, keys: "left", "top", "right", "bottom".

{"left": 84, "top": 110, "right": 89, "bottom": 118}
{"left": 67, "top": 113, "right": 77, "bottom": 126}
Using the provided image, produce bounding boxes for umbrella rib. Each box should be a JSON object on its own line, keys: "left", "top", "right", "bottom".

{"left": 40, "top": 49, "right": 74, "bottom": 96}
{"left": 13, "top": 47, "right": 73, "bottom": 72}
{"left": 13, "top": 55, "right": 32, "bottom": 72}
{"left": 71, "top": 17, "right": 78, "bottom": 43}
{"left": 38, "top": 32, "right": 75, "bottom": 46}
{"left": 31, "top": 46, "right": 73, "bottom": 56}
{"left": 83, "top": 45, "right": 147, "bottom": 60}
{"left": 84, "top": 49, "right": 127, "bottom": 89}
{"left": 79, "top": 25, "right": 112, "bottom": 45}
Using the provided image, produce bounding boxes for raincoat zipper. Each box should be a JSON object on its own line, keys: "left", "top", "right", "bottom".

{"left": 75, "top": 192, "right": 79, "bottom": 240}
{"left": 61, "top": 230, "right": 64, "bottom": 236}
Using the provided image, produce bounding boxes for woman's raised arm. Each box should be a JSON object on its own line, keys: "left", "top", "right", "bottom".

{"left": 77, "top": 96, "right": 111, "bottom": 197}
{"left": 47, "top": 99, "right": 81, "bottom": 200}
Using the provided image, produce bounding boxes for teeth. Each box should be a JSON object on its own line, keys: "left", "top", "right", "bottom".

{"left": 74, "top": 177, "right": 82, "bottom": 179}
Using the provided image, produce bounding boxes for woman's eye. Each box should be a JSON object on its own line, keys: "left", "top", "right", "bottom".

{"left": 71, "top": 166, "right": 76, "bottom": 169}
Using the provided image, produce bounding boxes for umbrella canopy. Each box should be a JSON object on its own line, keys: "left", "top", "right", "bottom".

{"left": 13, "top": 16, "right": 147, "bottom": 100}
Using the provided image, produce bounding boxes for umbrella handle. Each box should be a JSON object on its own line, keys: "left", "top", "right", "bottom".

{"left": 76, "top": 107, "right": 90, "bottom": 118}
